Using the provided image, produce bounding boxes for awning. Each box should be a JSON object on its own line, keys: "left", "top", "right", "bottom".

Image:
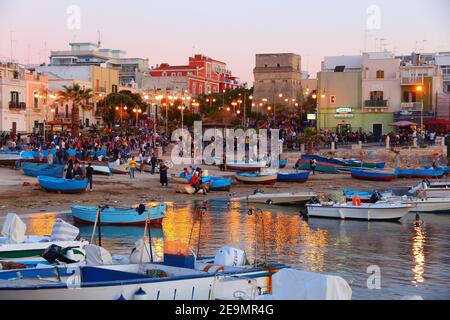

{"left": 424, "top": 119, "right": 450, "bottom": 126}
{"left": 389, "top": 121, "right": 419, "bottom": 127}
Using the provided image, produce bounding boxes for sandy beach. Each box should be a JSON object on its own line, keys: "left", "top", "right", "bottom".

{"left": 0, "top": 162, "right": 424, "bottom": 215}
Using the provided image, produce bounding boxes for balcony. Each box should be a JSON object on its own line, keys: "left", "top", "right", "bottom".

{"left": 9, "top": 101, "right": 26, "bottom": 110}
{"left": 401, "top": 77, "right": 424, "bottom": 86}
{"left": 54, "top": 113, "right": 72, "bottom": 121}
{"left": 401, "top": 102, "right": 423, "bottom": 111}
{"left": 364, "top": 100, "right": 388, "bottom": 107}
{"left": 95, "top": 86, "right": 106, "bottom": 93}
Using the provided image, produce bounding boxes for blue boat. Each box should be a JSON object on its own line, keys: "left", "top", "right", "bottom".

{"left": 343, "top": 189, "right": 392, "bottom": 202}
{"left": 397, "top": 168, "right": 445, "bottom": 179}
{"left": 301, "top": 154, "right": 346, "bottom": 166}
{"left": 209, "top": 177, "right": 232, "bottom": 191}
{"left": 277, "top": 171, "right": 310, "bottom": 183}
{"left": 38, "top": 176, "right": 88, "bottom": 193}
{"left": 22, "top": 164, "right": 65, "bottom": 178}
{"left": 71, "top": 204, "right": 167, "bottom": 226}
{"left": 350, "top": 169, "right": 398, "bottom": 181}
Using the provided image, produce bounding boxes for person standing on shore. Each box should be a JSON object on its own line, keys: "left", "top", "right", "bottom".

{"left": 150, "top": 151, "right": 157, "bottom": 174}
{"left": 86, "top": 163, "right": 94, "bottom": 191}
{"left": 159, "top": 160, "right": 168, "bottom": 187}
{"left": 129, "top": 156, "right": 136, "bottom": 179}
{"left": 66, "top": 160, "right": 74, "bottom": 179}
{"left": 310, "top": 158, "right": 317, "bottom": 175}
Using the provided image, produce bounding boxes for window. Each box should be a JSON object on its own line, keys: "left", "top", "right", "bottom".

{"left": 370, "top": 91, "right": 384, "bottom": 100}
{"left": 34, "top": 91, "right": 39, "bottom": 108}
{"left": 34, "top": 121, "right": 39, "bottom": 129}
{"left": 403, "top": 91, "right": 416, "bottom": 103}
{"left": 162, "top": 72, "right": 167, "bottom": 77}
{"left": 376, "top": 70, "right": 384, "bottom": 79}
{"left": 10, "top": 91, "right": 19, "bottom": 104}
{"left": 264, "top": 64, "right": 268, "bottom": 68}
{"left": 277, "top": 64, "right": 280, "bottom": 68}
{"left": 199, "top": 84, "right": 203, "bottom": 93}
{"left": 178, "top": 72, "right": 182, "bottom": 76}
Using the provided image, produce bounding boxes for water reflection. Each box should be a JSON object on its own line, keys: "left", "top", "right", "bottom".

{"left": 412, "top": 226, "right": 426, "bottom": 285}
{"left": 4, "top": 201, "right": 450, "bottom": 299}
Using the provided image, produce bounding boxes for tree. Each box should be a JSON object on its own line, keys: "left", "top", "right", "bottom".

{"left": 58, "top": 84, "right": 92, "bottom": 136}
{"left": 297, "top": 127, "right": 323, "bottom": 154}
{"left": 98, "top": 91, "right": 146, "bottom": 126}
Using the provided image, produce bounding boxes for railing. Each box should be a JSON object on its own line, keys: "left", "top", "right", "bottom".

{"left": 54, "top": 113, "right": 72, "bottom": 119}
{"left": 401, "top": 77, "right": 424, "bottom": 85}
{"left": 96, "top": 86, "right": 106, "bottom": 93}
{"left": 401, "top": 102, "right": 423, "bottom": 110}
{"left": 9, "top": 101, "right": 26, "bottom": 110}
{"left": 364, "top": 100, "right": 388, "bottom": 107}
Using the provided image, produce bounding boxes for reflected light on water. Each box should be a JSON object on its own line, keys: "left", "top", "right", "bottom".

{"left": 412, "top": 226, "right": 426, "bottom": 285}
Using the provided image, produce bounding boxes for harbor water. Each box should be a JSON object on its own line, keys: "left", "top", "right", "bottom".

{"left": 10, "top": 201, "right": 450, "bottom": 300}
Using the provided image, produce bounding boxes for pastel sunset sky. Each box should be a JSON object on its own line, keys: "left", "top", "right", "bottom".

{"left": 1, "top": 0, "right": 449, "bottom": 84}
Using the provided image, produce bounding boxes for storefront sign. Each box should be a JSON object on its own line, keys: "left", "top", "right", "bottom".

{"left": 307, "top": 114, "right": 316, "bottom": 120}
{"left": 335, "top": 107, "right": 353, "bottom": 118}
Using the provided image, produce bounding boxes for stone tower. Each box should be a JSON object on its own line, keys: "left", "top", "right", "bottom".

{"left": 252, "top": 53, "right": 302, "bottom": 112}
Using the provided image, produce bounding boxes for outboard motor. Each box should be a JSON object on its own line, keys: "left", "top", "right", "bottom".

{"left": 308, "top": 197, "right": 321, "bottom": 205}
{"left": 369, "top": 192, "right": 381, "bottom": 204}
{"left": 136, "top": 204, "right": 146, "bottom": 215}
{"left": 41, "top": 244, "right": 77, "bottom": 264}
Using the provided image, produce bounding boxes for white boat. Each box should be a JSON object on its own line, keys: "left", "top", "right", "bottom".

{"left": 235, "top": 171, "right": 278, "bottom": 185}
{"left": 108, "top": 160, "right": 129, "bottom": 174}
{"left": 79, "top": 161, "right": 112, "bottom": 176}
{"left": 403, "top": 197, "right": 450, "bottom": 214}
{"left": 0, "top": 246, "right": 352, "bottom": 300}
{"left": 226, "top": 161, "right": 267, "bottom": 172}
{"left": 0, "top": 214, "right": 88, "bottom": 261}
{"left": 231, "top": 191, "right": 317, "bottom": 205}
{"left": 409, "top": 181, "right": 450, "bottom": 198}
{"left": 306, "top": 202, "right": 412, "bottom": 221}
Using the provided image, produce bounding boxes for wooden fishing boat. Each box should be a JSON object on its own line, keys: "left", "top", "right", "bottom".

{"left": 343, "top": 160, "right": 385, "bottom": 169}
{"left": 277, "top": 170, "right": 310, "bottom": 183}
{"left": 108, "top": 160, "right": 129, "bottom": 174}
{"left": 301, "top": 154, "right": 345, "bottom": 166}
{"left": 38, "top": 176, "right": 88, "bottom": 193}
{"left": 71, "top": 204, "right": 167, "bottom": 226}
{"left": 350, "top": 169, "right": 398, "bottom": 181}
{"left": 22, "top": 163, "right": 65, "bottom": 178}
{"left": 235, "top": 172, "right": 277, "bottom": 185}
{"left": 306, "top": 202, "right": 411, "bottom": 221}
{"left": 397, "top": 168, "right": 445, "bottom": 179}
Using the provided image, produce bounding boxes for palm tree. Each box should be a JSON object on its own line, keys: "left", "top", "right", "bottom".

{"left": 58, "top": 84, "right": 92, "bottom": 136}
{"left": 80, "top": 88, "right": 93, "bottom": 126}
{"left": 298, "top": 127, "right": 323, "bottom": 154}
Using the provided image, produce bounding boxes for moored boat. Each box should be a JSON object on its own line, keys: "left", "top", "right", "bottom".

{"left": 350, "top": 168, "right": 398, "bottom": 181}
{"left": 342, "top": 189, "right": 393, "bottom": 202}
{"left": 227, "top": 191, "right": 317, "bottom": 205}
{"left": 225, "top": 161, "right": 267, "bottom": 172}
{"left": 79, "top": 161, "right": 112, "bottom": 176}
{"left": 306, "top": 202, "right": 411, "bottom": 221}
{"left": 209, "top": 177, "right": 232, "bottom": 191}
{"left": 71, "top": 204, "right": 167, "bottom": 226}
{"left": 295, "top": 161, "right": 340, "bottom": 174}
{"left": 403, "top": 197, "right": 450, "bottom": 214}
{"left": 277, "top": 170, "right": 310, "bottom": 183}
{"left": 38, "top": 176, "right": 88, "bottom": 193}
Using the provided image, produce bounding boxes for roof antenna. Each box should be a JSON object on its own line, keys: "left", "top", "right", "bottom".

{"left": 97, "top": 30, "right": 102, "bottom": 48}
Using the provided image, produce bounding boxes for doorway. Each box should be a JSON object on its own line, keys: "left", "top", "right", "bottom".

{"left": 373, "top": 123, "right": 383, "bottom": 137}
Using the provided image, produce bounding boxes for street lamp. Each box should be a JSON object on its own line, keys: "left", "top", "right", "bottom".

{"left": 133, "top": 108, "right": 142, "bottom": 127}
{"left": 115, "top": 105, "right": 127, "bottom": 127}
{"left": 416, "top": 85, "right": 424, "bottom": 130}
{"left": 178, "top": 105, "right": 186, "bottom": 130}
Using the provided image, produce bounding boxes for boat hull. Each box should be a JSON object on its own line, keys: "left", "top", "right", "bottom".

{"left": 71, "top": 205, "right": 167, "bottom": 226}
{"left": 22, "top": 164, "right": 65, "bottom": 178}
{"left": 405, "top": 198, "right": 450, "bottom": 214}
{"left": 277, "top": 171, "right": 310, "bottom": 183}
{"left": 306, "top": 204, "right": 411, "bottom": 221}
{"left": 235, "top": 174, "right": 277, "bottom": 185}
{"left": 38, "top": 176, "right": 88, "bottom": 193}
{"left": 233, "top": 192, "right": 317, "bottom": 205}
{"left": 351, "top": 169, "right": 397, "bottom": 181}
{"left": 0, "top": 241, "right": 87, "bottom": 260}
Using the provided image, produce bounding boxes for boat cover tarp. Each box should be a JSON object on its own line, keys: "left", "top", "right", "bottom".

{"left": 1, "top": 213, "right": 27, "bottom": 244}
{"left": 85, "top": 244, "right": 113, "bottom": 266}
{"left": 262, "top": 268, "right": 352, "bottom": 300}
{"left": 51, "top": 219, "right": 79, "bottom": 241}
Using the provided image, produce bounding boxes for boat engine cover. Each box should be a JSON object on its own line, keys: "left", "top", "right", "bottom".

{"left": 214, "top": 246, "right": 247, "bottom": 267}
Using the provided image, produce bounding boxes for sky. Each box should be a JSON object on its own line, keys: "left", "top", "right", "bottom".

{"left": 1, "top": 0, "right": 449, "bottom": 84}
